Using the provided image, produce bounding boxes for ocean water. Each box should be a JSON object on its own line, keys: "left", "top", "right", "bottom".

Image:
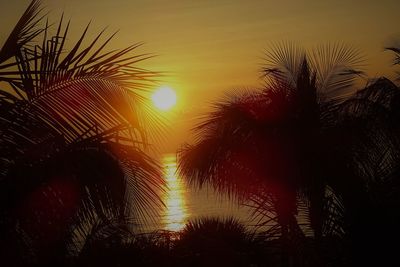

{"left": 141, "top": 153, "right": 254, "bottom": 233}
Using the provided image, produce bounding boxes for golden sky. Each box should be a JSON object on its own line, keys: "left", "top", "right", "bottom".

{"left": 1, "top": 0, "right": 399, "bottom": 152}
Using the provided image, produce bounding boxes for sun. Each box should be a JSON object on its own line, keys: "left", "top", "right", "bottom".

{"left": 152, "top": 86, "right": 177, "bottom": 111}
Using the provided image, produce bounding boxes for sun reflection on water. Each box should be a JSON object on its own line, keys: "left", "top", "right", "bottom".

{"left": 162, "top": 154, "right": 188, "bottom": 231}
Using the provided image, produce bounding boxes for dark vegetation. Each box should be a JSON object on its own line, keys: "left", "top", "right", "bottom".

{"left": 179, "top": 43, "right": 400, "bottom": 266}
{"left": 1, "top": 1, "right": 400, "bottom": 266}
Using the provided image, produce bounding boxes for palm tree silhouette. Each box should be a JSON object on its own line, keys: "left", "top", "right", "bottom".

{"left": 178, "top": 43, "right": 365, "bottom": 266}
{"left": 332, "top": 76, "right": 400, "bottom": 265}
{"left": 0, "top": 0, "right": 164, "bottom": 264}
{"left": 179, "top": 42, "right": 363, "bottom": 236}
{"left": 179, "top": 41, "right": 400, "bottom": 264}
{"left": 174, "top": 217, "right": 259, "bottom": 267}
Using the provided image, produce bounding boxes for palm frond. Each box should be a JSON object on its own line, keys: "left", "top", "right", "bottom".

{"left": 8, "top": 18, "right": 164, "bottom": 148}
{"left": 385, "top": 46, "right": 400, "bottom": 66}
{"left": 109, "top": 142, "right": 165, "bottom": 224}
{"left": 179, "top": 90, "right": 272, "bottom": 200}
{"left": 68, "top": 215, "right": 135, "bottom": 259}
{"left": 0, "top": 1, "right": 166, "bottom": 262}
{"left": 385, "top": 43, "right": 400, "bottom": 82}
{"left": 321, "top": 187, "right": 345, "bottom": 237}
{"left": 263, "top": 42, "right": 364, "bottom": 102}
{"left": 263, "top": 41, "right": 306, "bottom": 88}
{"left": 0, "top": 0, "right": 44, "bottom": 66}
{"left": 180, "top": 217, "right": 251, "bottom": 239}
{"left": 244, "top": 191, "right": 280, "bottom": 239}
{"left": 309, "top": 43, "right": 364, "bottom": 100}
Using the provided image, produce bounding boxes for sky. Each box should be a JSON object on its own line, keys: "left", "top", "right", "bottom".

{"left": 1, "top": 0, "right": 399, "bottom": 152}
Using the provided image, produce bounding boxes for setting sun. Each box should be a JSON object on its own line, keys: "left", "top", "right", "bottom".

{"left": 152, "top": 87, "right": 177, "bottom": 111}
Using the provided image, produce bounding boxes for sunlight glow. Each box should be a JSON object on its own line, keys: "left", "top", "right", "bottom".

{"left": 152, "top": 87, "right": 177, "bottom": 111}
{"left": 162, "top": 155, "right": 188, "bottom": 232}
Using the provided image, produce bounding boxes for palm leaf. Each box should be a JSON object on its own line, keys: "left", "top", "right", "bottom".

{"left": 179, "top": 90, "right": 273, "bottom": 200}
{"left": 385, "top": 46, "right": 400, "bottom": 65}
{"left": 263, "top": 42, "right": 364, "bottom": 102}
{"left": 9, "top": 17, "right": 164, "bottom": 147}
{"left": 309, "top": 43, "right": 364, "bottom": 100}
{"left": 0, "top": 1, "right": 166, "bottom": 262}
{"left": 0, "top": 0, "right": 44, "bottom": 66}
{"left": 263, "top": 41, "right": 306, "bottom": 87}
{"left": 385, "top": 43, "right": 400, "bottom": 81}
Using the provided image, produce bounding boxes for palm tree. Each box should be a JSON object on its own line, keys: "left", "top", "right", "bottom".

{"left": 174, "top": 217, "right": 260, "bottom": 267}
{"left": 332, "top": 76, "right": 400, "bottom": 265}
{"left": 178, "top": 43, "right": 364, "bottom": 266}
{"left": 179, "top": 41, "right": 400, "bottom": 264}
{"left": 0, "top": 0, "right": 164, "bottom": 264}
{"left": 179, "top": 42, "right": 363, "bottom": 236}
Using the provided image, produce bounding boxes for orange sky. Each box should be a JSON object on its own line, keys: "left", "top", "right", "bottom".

{"left": 1, "top": 0, "right": 399, "bottom": 152}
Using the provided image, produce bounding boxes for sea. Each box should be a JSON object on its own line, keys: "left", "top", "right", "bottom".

{"left": 140, "top": 153, "right": 254, "bottom": 233}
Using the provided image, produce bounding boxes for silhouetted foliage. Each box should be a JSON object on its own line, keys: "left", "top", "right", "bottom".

{"left": 0, "top": 1, "right": 164, "bottom": 265}
{"left": 2, "top": 1, "right": 400, "bottom": 267}
{"left": 386, "top": 42, "right": 400, "bottom": 82}
{"left": 331, "top": 77, "right": 400, "bottom": 265}
{"left": 174, "top": 217, "right": 263, "bottom": 267}
{"left": 179, "top": 43, "right": 363, "bottom": 241}
{"left": 179, "top": 42, "right": 400, "bottom": 266}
